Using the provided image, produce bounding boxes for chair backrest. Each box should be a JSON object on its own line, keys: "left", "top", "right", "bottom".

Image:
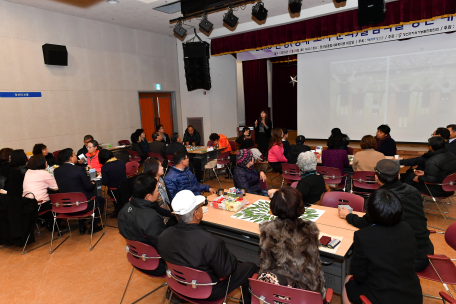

{"left": 445, "top": 222, "right": 456, "bottom": 251}
{"left": 352, "top": 171, "right": 380, "bottom": 190}
{"left": 321, "top": 192, "right": 365, "bottom": 212}
{"left": 217, "top": 151, "right": 231, "bottom": 165}
{"left": 119, "top": 140, "right": 131, "bottom": 145}
{"left": 207, "top": 140, "right": 214, "bottom": 147}
{"left": 440, "top": 291, "right": 456, "bottom": 304}
{"left": 148, "top": 152, "right": 164, "bottom": 162}
{"left": 249, "top": 277, "right": 324, "bottom": 304}
{"left": 281, "top": 163, "right": 301, "bottom": 181}
{"left": 347, "top": 147, "right": 354, "bottom": 155}
{"left": 165, "top": 262, "right": 215, "bottom": 299}
{"left": 127, "top": 150, "right": 140, "bottom": 158}
{"left": 360, "top": 295, "right": 373, "bottom": 304}
{"left": 126, "top": 161, "right": 140, "bottom": 176}
{"left": 441, "top": 173, "right": 456, "bottom": 192}
{"left": 50, "top": 192, "right": 91, "bottom": 214}
{"left": 124, "top": 239, "right": 161, "bottom": 271}
{"left": 165, "top": 154, "right": 175, "bottom": 167}
{"left": 229, "top": 140, "right": 236, "bottom": 151}
{"left": 52, "top": 150, "right": 61, "bottom": 159}
{"left": 316, "top": 166, "right": 343, "bottom": 184}
{"left": 260, "top": 179, "right": 268, "bottom": 191}
{"left": 291, "top": 181, "right": 298, "bottom": 188}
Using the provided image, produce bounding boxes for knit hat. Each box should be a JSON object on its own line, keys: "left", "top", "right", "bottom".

{"left": 236, "top": 149, "right": 253, "bottom": 167}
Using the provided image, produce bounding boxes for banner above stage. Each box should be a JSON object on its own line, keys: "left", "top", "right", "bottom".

{"left": 236, "top": 16, "right": 456, "bottom": 62}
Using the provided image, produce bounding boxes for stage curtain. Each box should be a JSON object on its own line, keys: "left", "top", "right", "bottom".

{"left": 242, "top": 59, "right": 268, "bottom": 126}
{"left": 272, "top": 62, "right": 297, "bottom": 130}
{"left": 211, "top": 0, "right": 456, "bottom": 56}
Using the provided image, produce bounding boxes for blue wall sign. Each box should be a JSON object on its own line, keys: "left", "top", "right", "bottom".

{"left": 155, "top": 84, "right": 161, "bottom": 90}
{"left": 0, "top": 92, "right": 42, "bottom": 98}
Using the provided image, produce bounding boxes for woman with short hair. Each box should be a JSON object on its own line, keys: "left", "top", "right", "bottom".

{"left": 32, "top": 143, "right": 59, "bottom": 167}
{"left": 342, "top": 189, "right": 423, "bottom": 304}
{"left": 236, "top": 127, "right": 255, "bottom": 150}
{"left": 296, "top": 151, "right": 327, "bottom": 207}
{"left": 287, "top": 135, "right": 311, "bottom": 165}
{"left": 352, "top": 135, "right": 385, "bottom": 172}
{"left": 259, "top": 187, "right": 326, "bottom": 297}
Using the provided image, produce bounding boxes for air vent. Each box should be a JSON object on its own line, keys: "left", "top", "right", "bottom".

{"left": 153, "top": 1, "right": 181, "bottom": 14}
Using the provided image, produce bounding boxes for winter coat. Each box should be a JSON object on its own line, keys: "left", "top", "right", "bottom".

{"left": 233, "top": 165, "right": 262, "bottom": 195}
{"left": 235, "top": 135, "right": 255, "bottom": 150}
{"left": 418, "top": 148, "right": 456, "bottom": 197}
{"left": 268, "top": 144, "right": 287, "bottom": 163}
{"left": 287, "top": 144, "right": 311, "bottom": 165}
{"left": 85, "top": 150, "right": 102, "bottom": 172}
{"left": 183, "top": 128, "right": 201, "bottom": 146}
{"left": 164, "top": 166, "right": 209, "bottom": 199}
{"left": 375, "top": 135, "right": 397, "bottom": 156}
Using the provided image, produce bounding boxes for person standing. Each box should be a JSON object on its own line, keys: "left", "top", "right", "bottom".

{"left": 254, "top": 110, "right": 272, "bottom": 158}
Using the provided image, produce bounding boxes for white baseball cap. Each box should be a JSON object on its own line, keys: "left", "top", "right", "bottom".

{"left": 171, "top": 190, "right": 206, "bottom": 215}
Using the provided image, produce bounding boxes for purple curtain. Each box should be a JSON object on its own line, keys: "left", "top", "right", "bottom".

{"left": 272, "top": 62, "right": 297, "bottom": 130}
{"left": 242, "top": 59, "right": 269, "bottom": 126}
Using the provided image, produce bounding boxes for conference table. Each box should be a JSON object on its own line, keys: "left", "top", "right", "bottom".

{"left": 203, "top": 192, "right": 365, "bottom": 297}
{"left": 186, "top": 146, "right": 224, "bottom": 172}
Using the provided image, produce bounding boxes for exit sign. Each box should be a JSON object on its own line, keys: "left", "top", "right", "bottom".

{"left": 156, "top": 84, "right": 161, "bottom": 90}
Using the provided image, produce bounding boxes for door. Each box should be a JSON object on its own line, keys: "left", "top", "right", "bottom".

{"left": 139, "top": 93, "right": 174, "bottom": 140}
{"left": 139, "top": 98, "right": 155, "bottom": 141}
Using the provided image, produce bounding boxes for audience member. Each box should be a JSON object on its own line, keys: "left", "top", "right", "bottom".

{"left": 77, "top": 135, "right": 95, "bottom": 164}
{"left": 339, "top": 159, "right": 433, "bottom": 272}
{"left": 254, "top": 109, "right": 273, "bottom": 158}
{"left": 233, "top": 149, "right": 267, "bottom": 196}
{"left": 183, "top": 125, "right": 201, "bottom": 146}
{"left": 86, "top": 140, "right": 102, "bottom": 173}
{"left": 236, "top": 127, "right": 255, "bottom": 150}
{"left": 209, "top": 133, "right": 232, "bottom": 153}
{"left": 149, "top": 132, "right": 167, "bottom": 164}
{"left": 130, "top": 132, "right": 148, "bottom": 163}
{"left": 32, "top": 143, "right": 59, "bottom": 167}
{"left": 322, "top": 134, "right": 349, "bottom": 183}
{"left": 352, "top": 135, "right": 385, "bottom": 171}
{"left": 3, "top": 150, "right": 28, "bottom": 196}
{"left": 259, "top": 187, "right": 326, "bottom": 297}
{"left": 22, "top": 155, "right": 58, "bottom": 211}
{"left": 166, "top": 133, "right": 202, "bottom": 181}
{"left": 0, "top": 148, "right": 13, "bottom": 188}
{"left": 282, "top": 128, "right": 291, "bottom": 158}
{"left": 295, "top": 152, "right": 327, "bottom": 207}
{"left": 342, "top": 189, "right": 422, "bottom": 304}
{"left": 268, "top": 128, "right": 287, "bottom": 173}
{"left": 158, "top": 190, "right": 258, "bottom": 304}
{"left": 135, "top": 128, "right": 150, "bottom": 153}
{"left": 447, "top": 124, "right": 456, "bottom": 149}
{"left": 375, "top": 124, "right": 397, "bottom": 156}
{"left": 143, "top": 158, "right": 176, "bottom": 226}
{"left": 55, "top": 148, "right": 104, "bottom": 234}
{"left": 287, "top": 135, "right": 310, "bottom": 165}
{"left": 164, "top": 151, "right": 215, "bottom": 199}
{"left": 157, "top": 124, "right": 170, "bottom": 145}
{"left": 118, "top": 176, "right": 168, "bottom": 276}
{"left": 331, "top": 128, "right": 350, "bottom": 152}
{"left": 434, "top": 127, "right": 456, "bottom": 155}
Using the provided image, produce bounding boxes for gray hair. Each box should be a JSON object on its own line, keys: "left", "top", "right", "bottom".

{"left": 175, "top": 204, "right": 200, "bottom": 223}
{"left": 296, "top": 151, "right": 317, "bottom": 172}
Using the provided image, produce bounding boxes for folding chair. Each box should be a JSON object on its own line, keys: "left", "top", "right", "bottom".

{"left": 120, "top": 239, "right": 168, "bottom": 304}
{"left": 360, "top": 295, "right": 372, "bottom": 304}
{"left": 148, "top": 152, "right": 167, "bottom": 173}
{"left": 350, "top": 171, "right": 379, "bottom": 196}
{"left": 440, "top": 291, "right": 456, "bottom": 303}
{"left": 321, "top": 192, "right": 365, "bottom": 212}
{"left": 207, "top": 152, "right": 233, "bottom": 189}
{"left": 249, "top": 273, "right": 333, "bottom": 303}
{"left": 126, "top": 161, "right": 140, "bottom": 177}
{"left": 165, "top": 155, "right": 175, "bottom": 175}
{"left": 118, "top": 140, "right": 131, "bottom": 146}
{"left": 52, "top": 150, "right": 61, "bottom": 159}
{"left": 165, "top": 261, "right": 244, "bottom": 304}
{"left": 104, "top": 188, "right": 119, "bottom": 229}
{"left": 316, "top": 166, "right": 347, "bottom": 191}
{"left": 49, "top": 193, "right": 105, "bottom": 253}
{"left": 291, "top": 181, "right": 298, "bottom": 188}
{"left": 127, "top": 150, "right": 141, "bottom": 162}
{"left": 281, "top": 163, "right": 301, "bottom": 187}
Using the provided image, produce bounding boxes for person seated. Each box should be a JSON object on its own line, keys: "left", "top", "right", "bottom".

{"left": 352, "top": 135, "right": 385, "bottom": 172}
{"left": 157, "top": 124, "right": 170, "bottom": 145}
{"left": 158, "top": 190, "right": 258, "bottom": 304}
{"left": 55, "top": 148, "right": 104, "bottom": 234}
{"left": 236, "top": 127, "right": 255, "bottom": 150}
{"left": 76, "top": 135, "right": 95, "bottom": 165}
{"left": 295, "top": 151, "right": 327, "bottom": 207}
{"left": 342, "top": 189, "right": 423, "bottom": 304}
{"left": 1, "top": 150, "right": 28, "bottom": 196}
{"left": 434, "top": 127, "right": 456, "bottom": 155}
{"left": 0, "top": 148, "right": 13, "bottom": 189}
{"left": 183, "top": 125, "right": 201, "bottom": 146}
{"left": 130, "top": 132, "right": 148, "bottom": 163}
{"left": 407, "top": 136, "right": 456, "bottom": 198}
{"left": 447, "top": 124, "right": 456, "bottom": 149}
{"left": 259, "top": 187, "right": 326, "bottom": 297}
{"left": 149, "top": 132, "right": 168, "bottom": 166}
{"left": 375, "top": 124, "right": 396, "bottom": 156}
{"left": 287, "top": 135, "right": 310, "bottom": 165}
{"left": 32, "top": 143, "right": 59, "bottom": 167}
{"left": 233, "top": 149, "right": 267, "bottom": 196}
{"left": 166, "top": 133, "right": 202, "bottom": 182}
{"left": 86, "top": 140, "right": 102, "bottom": 173}
{"left": 282, "top": 128, "right": 291, "bottom": 158}
{"left": 99, "top": 149, "right": 127, "bottom": 217}
{"left": 268, "top": 128, "right": 288, "bottom": 173}
{"left": 339, "top": 159, "right": 434, "bottom": 272}
{"left": 143, "top": 157, "right": 176, "bottom": 226}
{"left": 209, "top": 133, "right": 232, "bottom": 153}
{"left": 118, "top": 176, "right": 168, "bottom": 276}
{"left": 22, "top": 155, "right": 59, "bottom": 212}
{"left": 330, "top": 128, "right": 350, "bottom": 153}
{"left": 135, "top": 128, "right": 150, "bottom": 154}
{"left": 164, "top": 151, "right": 216, "bottom": 199}
{"left": 322, "top": 134, "right": 349, "bottom": 184}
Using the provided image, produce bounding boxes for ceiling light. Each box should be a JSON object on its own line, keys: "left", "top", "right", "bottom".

{"left": 335, "top": 0, "right": 347, "bottom": 2}
{"left": 174, "top": 21, "right": 187, "bottom": 39}
{"left": 106, "top": 0, "right": 119, "bottom": 4}
{"left": 223, "top": 8, "right": 239, "bottom": 28}
{"left": 289, "top": 0, "right": 302, "bottom": 14}
{"left": 252, "top": 1, "right": 268, "bottom": 21}
{"left": 199, "top": 13, "right": 213, "bottom": 33}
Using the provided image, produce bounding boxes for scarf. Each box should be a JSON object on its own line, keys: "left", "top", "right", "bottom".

{"left": 300, "top": 170, "right": 318, "bottom": 179}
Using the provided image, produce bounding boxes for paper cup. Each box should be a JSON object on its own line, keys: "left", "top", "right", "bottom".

{"left": 394, "top": 155, "right": 399, "bottom": 159}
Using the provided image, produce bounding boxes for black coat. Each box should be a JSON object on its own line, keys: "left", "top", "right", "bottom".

{"left": 401, "top": 142, "right": 456, "bottom": 170}
{"left": 235, "top": 135, "right": 255, "bottom": 150}
{"left": 0, "top": 162, "right": 11, "bottom": 189}
{"left": 282, "top": 140, "right": 291, "bottom": 159}
{"left": 53, "top": 163, "right": 94, "bottom": 200}
{"left": 418, "top": 148, "right": 456, "bottom": 197}
{"left": 160, "top": 132, "right": 170, "bottom": 145}
{"left": 77, "top": 146, "right": 88, "bottom": 158}
{"left": 101, "top": 160, "right": 127, "bottom": 189}
{"left": 45, "top": 154, "right": 59, "bottom": 167}
{"left": 254, "top": 120, "right": 273, "bottom": 142}
{"left": 346, "top": 180, "right": 433, "bottom": 260}
{"left": 158, "top": 222, "right": 238, "bottom": 283}
{"left": 451, "top": 139, "right": 456, "bottom": 150}
{"left": 376, "top": 136, "right": 397, "bottom": 156}
{"left": 350, "top": 221, "right": 423, "bottom": 304}
{"left": 296, "top": 174, "right": 326, "bottom": 207}
{"left": 5, "top": 167, "right": 27, "bottom": 196}
{"left": 149, "top": 141, "right": 167, "bottom": 160}
{"left": 131, "top": 142, "right": 148, "bottom": 162}
{"left": 233, "top": 165, "right": 263, "bottom": 195}
{"left": 287, "top": 145, "right": 311, "bottom": 165}
{"left": 183, "top": 128, "right": 201, "bottom": 146}
{"left": 165, "top": 142, "right": 187, "bottom": 157}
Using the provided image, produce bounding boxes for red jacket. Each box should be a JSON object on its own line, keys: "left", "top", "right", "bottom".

{"left": 86, "top": 150, "right": 102, "bottom": 173}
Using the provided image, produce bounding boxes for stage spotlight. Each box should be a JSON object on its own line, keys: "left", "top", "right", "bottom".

{"left": 252, "top": 1, "right": 268, "bottom": 21}
{"left": 289, "top": 0, "right": 302, "bottom": 14}
{"left": 199, "top": 13, "right": 213, "bottom": 33}
{"left": 223, "top": 8, "right": 239, "bottom": 28}
{"left": 174, "top": 21, "right": 187, "bottom": 39}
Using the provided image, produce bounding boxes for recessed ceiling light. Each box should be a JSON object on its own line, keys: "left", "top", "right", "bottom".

{"left": 106, "top": 0, "right": 119, "bottom": 4}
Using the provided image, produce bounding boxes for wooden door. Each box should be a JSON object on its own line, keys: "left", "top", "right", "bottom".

{"left": 139, "top": 98, "right": 155, "bottom": 141}
{"left": 139, "top": 93, "right": 174, "bottom": 140}
{"left": 157, "top": 96, "right": 173, "bottom": 137}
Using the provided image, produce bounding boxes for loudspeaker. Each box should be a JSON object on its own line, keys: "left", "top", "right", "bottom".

{"left": 42, "top": 44, "right": 68, "bottom": 66}
{"left": 183, "top": 42, "right": 211, "bottom": 91}
{"left": 358, "top": 0, "right": 386, "bottom": 26}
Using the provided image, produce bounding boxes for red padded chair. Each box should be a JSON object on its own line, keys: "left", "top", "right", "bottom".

{"left": 249, "top": 273, "right": 333, "bottom": 304}
{"left": 440, "top": 291, "right": 456, "bottom": 303}
{"left": 316, "top": 166, "right": 347, "bottom": 191}
{"left": 52, "top": 150, "right": 61, "bottom": 159}
{"left": 360, "top": 295, "right": 372, "bottom": 304}
{"left": 104, "top": 188, "right": 119, "bottom": 229}
{"left": 120, "top": 239, "right": 168, "bottom": 304}
{"left": 229, "top": 140, "right": 236, "bottom": 152}
{"left": 281, "top": 163, "right": 301, "bottom": 187}
{"left": 347, "top": 147, "right": 354, "bottom": 155}
{"left": 208, "top": 152, "right": 232, "bottom": 189}
{"left": 207, "top": 140, "right": 214, "bottom": 147}
{"left": 321, "top": 192, "right": 365, "bottom": 212}
{"left": 49, "top": 193, "right": 105, "bottom": 253}
{"left": 351, "top": 171, "right": 380, "bottom": 196}
{"left": 126, "top": 161, "right": 140, "bottom": 177}
{"left": 127, "top": 150, "right": 141, "bottom": 162}
{"left": 165, "top": 262, "right": 243, "bottom": 304}
{"left": 118, "top": 140, "right": 130, "bottom": 146}
{"left": 291, "top": 181, "right": 298, "bottom": 188}
{"left": 148, "top": 152, "right": 164, "bottom": 163}
{"left": 165, "top": 154, "right": 175, "bottom": 175}
{"left": 417, "top": 222, "right": 456, "bottom": 300}
{"left": 260, "top": 179, "right": 268, "bottom": 191}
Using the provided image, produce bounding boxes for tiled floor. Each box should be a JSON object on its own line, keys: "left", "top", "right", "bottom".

{"left": 0, "top": 173, "right": 454, "bottom": 304}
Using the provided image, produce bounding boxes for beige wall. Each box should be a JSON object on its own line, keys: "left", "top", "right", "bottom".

{"left": 0, "top": 0, "right": 180, "bottom": 153}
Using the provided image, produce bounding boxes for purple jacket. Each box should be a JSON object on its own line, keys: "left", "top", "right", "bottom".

{"left": 233, "top": 165, "right": 262, "bottom": 195}
{"left": 322, "top": 149, "right": 349, "bottom": 174}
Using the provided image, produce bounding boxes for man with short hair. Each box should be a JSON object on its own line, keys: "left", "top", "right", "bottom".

{"left": 158, "top": 190, "right": 258, "bottom": 303}
{"left": 164, "top": 151, "right": 216, "bottom": 198}
{"left": 447, "top": 124, "right": 456, "bottom": 149}
{"left": 209, "top": 133, "right": 232, "bottom": 153}
{"left": 375, "top": 125, "right": 396, "bottom": 156}
{"left": 149, "top": 132, "right": 167, "bottom": 166}
{"left": 339, "top": 159, "right": 434, "bottom": 272}
{"left": 166, "top": 133, "right": 202, "bottom": 181}
{"left": 183, "top": 125, "right": 201, "bottom": 146}
{"left": 282, "top": 128, "right": 290, "bottom": 158}
{"left": 157, "top": 125, "right": 170, "bottom": 145}
{"left": 77, "top": 135, "right": 94, "bottom": 160}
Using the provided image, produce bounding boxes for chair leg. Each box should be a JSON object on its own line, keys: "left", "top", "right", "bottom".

{"left": 90, "top": 208, "right": 105, "bottom": 251}
{"left": 160, "top": 286, "right": 168, "bottom": 304}
{"left": 212, "top": 166, "right": 222, "bottom": 189}
{"left": 23, "top": 218, "right": 61, "bottom": 255}
{"left": 120, "top": 267, "right": 134, "bottom": 304}
{"left": 167, "top": 290, "right": 173, "bottom": 304}
{"left": 50, "top": 218, "right": 71, "bottom": 254}
{"left": 131, "top": 283, "right": 167, "bottom": 304}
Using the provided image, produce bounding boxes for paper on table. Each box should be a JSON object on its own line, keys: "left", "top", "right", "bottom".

{"left": 318, "top": 232, "right": 344, "bottom": 254}
{"left": 116, "top": 145, "right": 126, "bottom": 148}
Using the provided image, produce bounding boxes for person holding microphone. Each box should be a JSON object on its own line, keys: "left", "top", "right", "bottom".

{"left": 254, "top": 110, "right": 272, "bottom": 159}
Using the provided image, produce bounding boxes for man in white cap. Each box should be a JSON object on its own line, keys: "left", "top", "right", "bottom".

{"left": 158, "top": 190, "right": 258, "bottom": 303}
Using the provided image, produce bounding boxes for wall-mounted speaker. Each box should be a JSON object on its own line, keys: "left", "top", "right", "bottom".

{"left": 42, "top": 44, "right": 68, "bottom": 66}
{"left": 183, "top": 42, "right": 211, "bottom": 91}
{"left": 358, "top": 0, "right": 386, "bottom": 26}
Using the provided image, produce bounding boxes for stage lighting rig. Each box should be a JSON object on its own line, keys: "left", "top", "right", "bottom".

{"left": 199, "top": 12, "right": 213, "bottom": 33}
{"left": 289, "top": 0, "right": 302, "bottom": 14}
{"left": 223, "top": 7, "right": 239, "bottom": 28}
{"left": 252, "top": 1, "right": 268, "bottom": 21}
{"left": 173, "top": 19, "right": 187, "bottom": 38}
